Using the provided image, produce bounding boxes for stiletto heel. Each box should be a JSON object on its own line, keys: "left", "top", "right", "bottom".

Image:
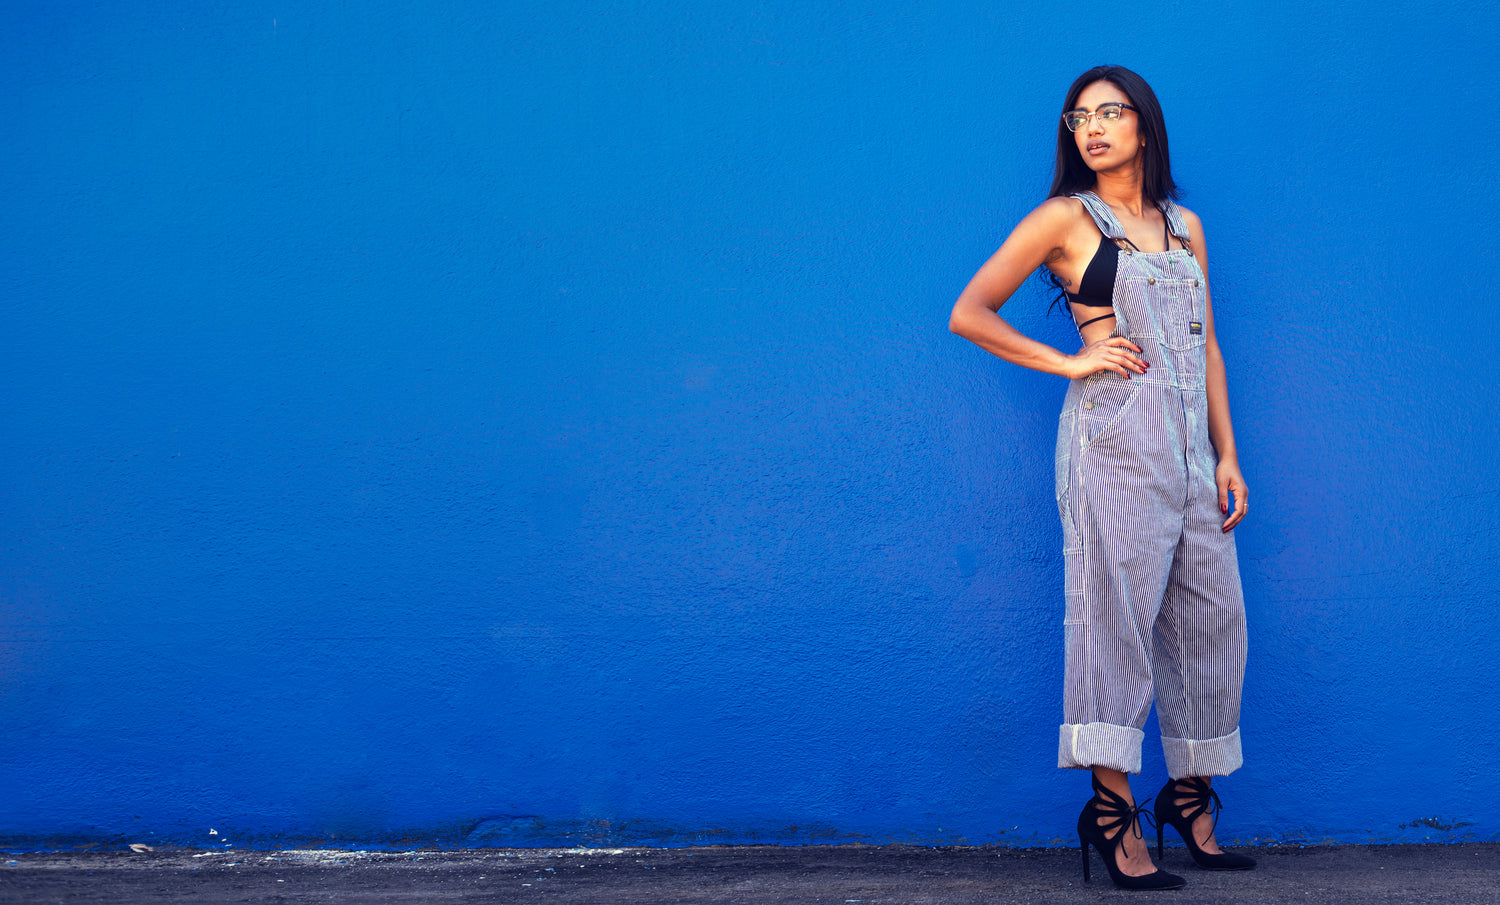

{"left": 1153, "top": 776, "right": 1256, "bottom": 871}
{"left": 1076, "top": 774, "right": 1185, "bottom": 890}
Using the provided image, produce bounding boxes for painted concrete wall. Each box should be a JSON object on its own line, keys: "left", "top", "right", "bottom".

{"left": 3, "top": 1, "right": 1496, "bottom": 848}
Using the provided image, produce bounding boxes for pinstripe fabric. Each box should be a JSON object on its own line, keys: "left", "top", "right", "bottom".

{"left": 1054, "top": 192, "right": 1247, "bottom": 779}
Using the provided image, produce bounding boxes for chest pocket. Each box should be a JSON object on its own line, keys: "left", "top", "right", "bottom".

{"left": 1124, "top": 271, "right": 1207, "bottom": 352}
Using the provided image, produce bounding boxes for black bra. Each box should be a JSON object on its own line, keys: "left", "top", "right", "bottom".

{"left": 1068, "top": 233, "right": 1119, "bottom": 312}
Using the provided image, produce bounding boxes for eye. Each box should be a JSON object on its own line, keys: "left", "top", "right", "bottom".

{"left": 1064, "top": 111, "right": 1088, "bottom": 130}
{"left": 1097, "top": 104, "right": 1123, "bottom": 121}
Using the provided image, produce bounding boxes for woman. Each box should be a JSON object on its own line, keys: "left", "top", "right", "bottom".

{"left": 949, "top": 65, "right": 1255, "bottom": 890}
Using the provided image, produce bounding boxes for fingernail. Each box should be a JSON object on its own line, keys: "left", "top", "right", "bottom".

{"left": 1221, "top": 503, "right": 1227, "bottom": 513}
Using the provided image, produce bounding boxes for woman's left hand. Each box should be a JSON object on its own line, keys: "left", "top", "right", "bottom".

{"left": 1216, "top": 459, "right": 1248, "bottom": 532}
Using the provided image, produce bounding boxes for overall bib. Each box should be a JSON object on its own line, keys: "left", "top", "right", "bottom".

{"left": 1054, "top": 192, "right": 1247, "bottom": 779}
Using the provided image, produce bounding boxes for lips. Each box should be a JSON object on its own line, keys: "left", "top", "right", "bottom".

{"left": 1087, "top": 141, "right": 1110, "bottom": 156}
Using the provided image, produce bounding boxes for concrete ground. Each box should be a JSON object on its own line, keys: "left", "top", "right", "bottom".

{"left": 2, "top": 842, "right": 1497, "bottom": 904}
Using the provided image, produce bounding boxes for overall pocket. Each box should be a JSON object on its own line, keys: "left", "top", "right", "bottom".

{"left": 1080, "top": 373, "right": 1140, "bottom": 449}
{"left": 1148, "top": 276, "right": 1208, "bottom": 352}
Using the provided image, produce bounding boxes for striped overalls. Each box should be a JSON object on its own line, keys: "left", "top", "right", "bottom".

{"left": 1054, "top": 192, "right": 1247, "bottom": 779}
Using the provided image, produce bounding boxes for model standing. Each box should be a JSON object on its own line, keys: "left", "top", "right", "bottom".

{"left": 949, "top": 65, "right": 1255, "bottom": 890}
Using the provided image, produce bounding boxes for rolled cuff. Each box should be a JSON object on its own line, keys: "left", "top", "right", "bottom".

{"left": 1058, "top": 722, "right": 1145, "bottom": 774}
{"left": 1162, "top": 727, "right": 1243, "bottom": 779}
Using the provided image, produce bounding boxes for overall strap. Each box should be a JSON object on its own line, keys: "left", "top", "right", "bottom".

{"left": 1161, "top": 200, "right": 1192, "bottom": 243}
{"left": 1071, "top": 192, "right": 1129, "bottom": 241}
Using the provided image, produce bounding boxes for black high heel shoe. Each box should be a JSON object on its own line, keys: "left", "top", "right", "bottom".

{"left": 1154, "top": 776, "right": 1256, "bottom": 871}
{"left": 1077, "top": 774, "right": 1186, "bottom": 890}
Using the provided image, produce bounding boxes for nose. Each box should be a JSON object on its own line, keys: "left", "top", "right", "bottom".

{"left": 1086, "top": 112, "right": 1105, "bottom": 134}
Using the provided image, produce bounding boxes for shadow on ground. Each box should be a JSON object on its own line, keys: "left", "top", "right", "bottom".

{"left": 3, "top": 842, "right": 1498, "bottom": 904}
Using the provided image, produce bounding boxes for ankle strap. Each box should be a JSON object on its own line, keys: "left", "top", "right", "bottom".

{"left": 1091, "top": 776, "right": 1158, "bottom": 841}
{"left": 1165, "top": 777, "right": 1223, "bottom": 835}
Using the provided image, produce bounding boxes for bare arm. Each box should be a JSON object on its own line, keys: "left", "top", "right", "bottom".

{"left": 1183, "top": 208, "right": 1248, "bottom": 531}
{"left": 949, "top": 197, "right": 1147, "bottom": 381}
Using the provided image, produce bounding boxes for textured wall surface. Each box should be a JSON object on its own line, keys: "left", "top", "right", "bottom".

{"left": 3, "top": 1, "right": 1497, "bottom": 848}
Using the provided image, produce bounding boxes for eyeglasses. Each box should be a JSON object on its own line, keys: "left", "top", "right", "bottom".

{"left": 1061, "top": 103, "right": 1138, "bottom": 132}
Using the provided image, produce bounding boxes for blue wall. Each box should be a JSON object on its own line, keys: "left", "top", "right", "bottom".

{"left": 3, "top": 1, "right": 1497, "bottom": 848}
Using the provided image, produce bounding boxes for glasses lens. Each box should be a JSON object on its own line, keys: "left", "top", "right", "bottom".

{"left": 1063, "top": 111, "right": 1087, "bottom": 131}
{"left": 1097, "top": 104, "right": 1123, "bottom": 122}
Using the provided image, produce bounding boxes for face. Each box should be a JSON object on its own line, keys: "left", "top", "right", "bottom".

{"left": 1068, "top": 80, "right": 1143, "bottom": 173}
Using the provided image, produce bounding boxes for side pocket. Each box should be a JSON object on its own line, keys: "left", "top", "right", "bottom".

{"left": 1080, "top": 375, "right": 1140, "bottom": 450}
{"left": 1055, "top": 407, "right": 1075, "bottom": 528}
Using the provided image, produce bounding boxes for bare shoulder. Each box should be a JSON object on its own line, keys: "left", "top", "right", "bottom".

{"left": 1030, "top": 194, "right": 1088, "bottom": 228}
{"left": 1012, "top": 195, "right": 1093, "bottom": 253}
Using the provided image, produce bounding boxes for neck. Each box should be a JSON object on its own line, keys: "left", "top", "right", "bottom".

{"left": 1090, "top": 163, "right": 1147, "bottom": 216}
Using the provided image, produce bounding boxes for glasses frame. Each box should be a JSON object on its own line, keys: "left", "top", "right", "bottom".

{"left": 1061, "top": 102, "right": 1138, "bottom": 132}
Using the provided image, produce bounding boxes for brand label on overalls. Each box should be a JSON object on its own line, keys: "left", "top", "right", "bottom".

{"left": 1189, "top": 321, "right": 1202, "bottom": 334}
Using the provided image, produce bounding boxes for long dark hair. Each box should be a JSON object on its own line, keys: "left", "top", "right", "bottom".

{"left": 1049, "top": 65, "right": 1177, "bottom": 204}
{"left": 1043, "top": 65, "right": 1179, "bottom": 310}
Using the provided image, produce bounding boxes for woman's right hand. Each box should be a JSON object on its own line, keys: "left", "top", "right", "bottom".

{"left": 1063, "top": 336, "right": 1149, "bottom": 380}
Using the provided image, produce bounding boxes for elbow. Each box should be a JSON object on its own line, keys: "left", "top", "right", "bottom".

{"left": 948, "top": 304, "right": 972, "bottom": 338}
